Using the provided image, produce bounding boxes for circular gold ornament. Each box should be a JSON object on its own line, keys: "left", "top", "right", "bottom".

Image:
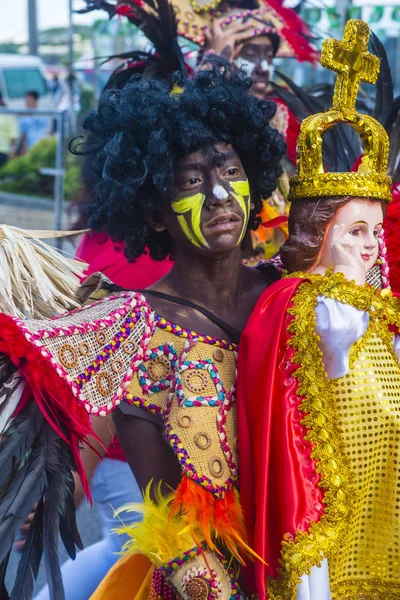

{"left": 208, "top": 457, "right": 224, "bottom": 479}
{"left": 185, "top": 370, "right": 208, "bottom": 394}
{"left": 172, "top": 2, "right": 181, "bottom": 16}
{"left": 123, "top": 340, "right": 137, "bottom": 355}
{"left": 111, "top": 359, "right": 124, "bottom": 374}
{"left": 184, "top": 10, "right": 195, "bottom": 22}
{"left": 59, "top": 344, "right": 78, "bottom": 369}
{"left": 194, "top": 432, "right": 211, "bottom": 450}
{"left": 96, "top": 330, "right": 107, "bottom": 345}
{"left": 96, "top": 371, "right": 114, "bottom": 397}
{"left": 185, "top": 578, "right": 210, "bottom": 600}
{"left": 178, "top": 414, "right": 192, "bottom": 428}
{"left": 213, "top": 349, "right": 224, "bottom": 363}
{"left": 147, "top": 356, "right": 171, "bottom": 381}
{"left": 79, "top": 342, "right": 90, "bottom": 356}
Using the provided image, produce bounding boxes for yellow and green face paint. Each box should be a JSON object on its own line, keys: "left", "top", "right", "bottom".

{"left": 171, "top": 179, "right": 251, "bottom": 248}
{"left": 171, "top": 193, "right": 209, "bottom": 248}
{"left": 230, "top": 180, "right": 251, "bottom": 244}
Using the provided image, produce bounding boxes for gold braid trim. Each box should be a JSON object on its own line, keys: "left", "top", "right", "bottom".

{"left": 331, "top": 579, "right": 400, "bottom": 600}
{"left": 267, "top": 270, "right": 400, "bottom": 600}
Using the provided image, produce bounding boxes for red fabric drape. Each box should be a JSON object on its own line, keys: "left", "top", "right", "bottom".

{"left": 237, "top": 278, "right": 324, "bottom": 597}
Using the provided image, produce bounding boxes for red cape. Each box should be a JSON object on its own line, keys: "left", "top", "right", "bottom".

{"left": 237, "top": 278, "right": 324, "bottom": 597}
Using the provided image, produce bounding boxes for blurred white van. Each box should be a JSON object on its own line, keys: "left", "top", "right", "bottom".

{"left": 0, "top": 54, "right": 55, "bottom": 110}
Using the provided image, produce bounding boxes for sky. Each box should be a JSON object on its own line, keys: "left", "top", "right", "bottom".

{"left": 0, "top": 0, "right": 97, "bottom": 42}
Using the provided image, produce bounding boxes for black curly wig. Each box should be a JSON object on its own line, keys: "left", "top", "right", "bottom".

{"left": 72, "top": 66, "right": 287, "bottom": 261}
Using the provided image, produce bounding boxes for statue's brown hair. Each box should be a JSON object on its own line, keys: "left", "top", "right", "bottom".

{"left": 280, "top": 196, "right": 386, "bottom": 273}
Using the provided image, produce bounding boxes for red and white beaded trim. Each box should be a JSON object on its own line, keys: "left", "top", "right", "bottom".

{"left": 217, "top": 354, "right": 238, "bottom": 478}
{"left": 12, "top": 292, "right": 155, "bottom": 416}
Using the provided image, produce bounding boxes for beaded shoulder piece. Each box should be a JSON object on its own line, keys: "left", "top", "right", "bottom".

{"left": 0, "top": 283, "right": 239, "bottom": 497}
{"left": 125, "top": 317, "right": 239, "bottom": 498}
{"left": 1, "top": 291, "right": 155, "bottom": 416}
{"left": 0, "top": 283, "right": 245, "bottom": 556}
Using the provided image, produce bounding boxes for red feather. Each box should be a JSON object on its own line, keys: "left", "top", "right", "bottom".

{"left": 262, "top": 216, "right": 289, "bottom": 228}
{"left": 171, "top": 475, "right": 249, "bottom": 562}
{"left": 259, "top": 0, "right": 319, "bottom": 63}
{"left": 0, "top": 314, "right": 93, "bottom": 501}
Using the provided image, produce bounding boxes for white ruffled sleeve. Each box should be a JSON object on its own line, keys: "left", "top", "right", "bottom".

{"left": 314, "top": 296, "right": 369, "bottom": 379}
{"left": 296, "top": 560, "right": 331, "bottom": 600}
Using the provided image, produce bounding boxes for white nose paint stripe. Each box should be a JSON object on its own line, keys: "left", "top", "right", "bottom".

{"left": 260, "top": 61, "right": 275, "bottom": 78}
{"left": 213, "top": 184, "right": 229, "bottom": 200}
{"left": 233, "top": 56, "right": 256, "bottom": 76}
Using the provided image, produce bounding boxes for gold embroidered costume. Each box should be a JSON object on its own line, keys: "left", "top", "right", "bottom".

{"left": 0, "top": 277, "right": 244, "bottom": 599}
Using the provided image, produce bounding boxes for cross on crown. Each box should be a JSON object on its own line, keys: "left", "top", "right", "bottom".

{"left": 288, "top": 19, "right": 392, "bottom": 203}
{"left": 321, "top": 19, "right": 380, "bottom": 112}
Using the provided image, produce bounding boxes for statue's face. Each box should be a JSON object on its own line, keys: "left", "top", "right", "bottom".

{"left": 315, "top": 198, "right": 383, "bottom": 273}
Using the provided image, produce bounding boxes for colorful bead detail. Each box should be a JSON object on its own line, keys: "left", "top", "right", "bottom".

{"left": 162, "top": 420, "right": 236, "bottom": 499}
{"left": 123, "top": 392, "right": 163, "bottom": 416}
{"left": 160, "top": 544, "right": 207, "bottom": 578}
{"left": 226, "top": 565, "right": 242, "bottom": 600}
{"left": 150, "top": 568, "right": 179, "bottom": 600}
{"left": 217, "top": 370, "right": 238, "bottom": 478}
{"left": 138, "top": 343, "right": 178, "bottom": 395}
{"left": 162, "top": 339, "right": 237, "bottom": 499}
{"left": 176, "top": 359, "right": 225, "bottom": 407}
{"left": 75, "top": 312, "right": 141, "bottom": 387}
{"left": 14, "top": 292, "right": 156, "bottom": 416}
{"left": 159, "top": 545, "right": 243, "bottom": 600}
{"left": 155, "top": 315, "right": 237, "bottom": 351}
{"left": 182, "top": 566, "right": 222, "bottom": 600}
{"left": 188, "top": 0, "right": 221, "bottom": 14}
{"left": 124, "top": 313, "right": 238, "bottom": 418}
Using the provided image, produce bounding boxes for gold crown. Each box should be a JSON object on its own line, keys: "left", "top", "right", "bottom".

{"left": 288, "top": 19, "right": 392, "bottom": 203}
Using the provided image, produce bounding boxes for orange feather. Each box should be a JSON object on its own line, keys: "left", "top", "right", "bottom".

{"left": 171, "top": 476, "right": 249, "bottom": 563}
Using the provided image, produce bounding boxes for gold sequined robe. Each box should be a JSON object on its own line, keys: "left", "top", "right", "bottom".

{"left": 237, "top": 272, "right": 400, "bottom": 600}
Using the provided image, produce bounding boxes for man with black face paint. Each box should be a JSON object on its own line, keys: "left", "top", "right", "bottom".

{"left": 0, "top": 67, "right": 286, "bottom": 599}
{"left": 79, "top": 0, "right": 316, "bottom": 263}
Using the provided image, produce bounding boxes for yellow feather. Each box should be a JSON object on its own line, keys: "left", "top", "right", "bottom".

{"left": 112, "top": 483, "right": 203, "bottom": 567}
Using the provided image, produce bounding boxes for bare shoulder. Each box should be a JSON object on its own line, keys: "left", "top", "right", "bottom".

{"left": 237, "top": 264, "right": 280, "bottom": 328}
{"left": 242, "top": 262, "right": 280, "bottom": 296}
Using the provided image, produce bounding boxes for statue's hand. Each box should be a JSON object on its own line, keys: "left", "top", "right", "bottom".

{"left": 331, "top": 223, "right": 366, "bottom": 285}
